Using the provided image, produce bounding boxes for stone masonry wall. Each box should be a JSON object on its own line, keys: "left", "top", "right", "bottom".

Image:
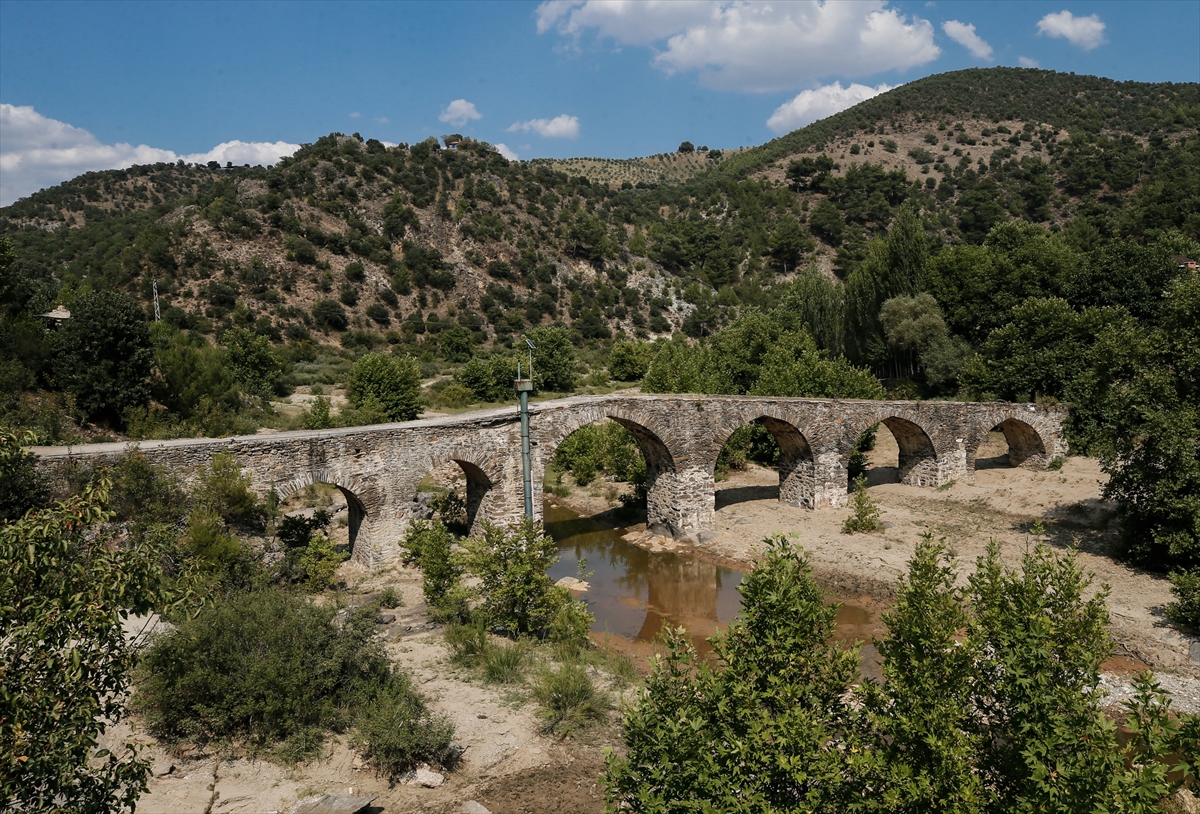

{"left": 33, "top": 395, "right": 1068, "bottom": 567}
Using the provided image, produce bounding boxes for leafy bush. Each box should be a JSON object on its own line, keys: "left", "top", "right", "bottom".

{"left": 605, "top": 534, "right": 1200, "bottom": 812}
{"left": 54, "top": 290, "right": 153, "bottom": 426}
{"left": 552, "top": 420, "right": 645, "bottom": 488}
{"left": 463, "top": 518, "right": 591, "bottom": 643}
{"left": 608, "top": 339, "right": 654, "bottom": 381}
{"left": 0, "top": 428, "right": 48, "bottom": 523}
{"left": 345, "top": 352, "right": 421, "bottom": 422}
{"left": 454, "top": 354, "right": 518, "bottom": 403}
{"left": 296, "top": 533, "right": 347, "bottom": 591}
{"left": 311, "top": 299, "right": 349, "bottom": 331}
{"left": 352, "top": 672, "right": 456, "bottom": 781}
{"left": 842, "top": 474, "right": 883, "bottom": 533}
{"left": 402, "top": 520, "right": 468, "bottom": 622}
{"left": 1166, "top": 570, "right": 1200, "bottom": 630}
{"left": 2, "top": 472, "right": 169, "bottom": 814}
{"left": 196, "top": 451, "right": 260, "bottom": 525}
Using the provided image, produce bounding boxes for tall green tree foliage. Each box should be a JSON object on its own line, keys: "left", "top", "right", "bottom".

{"left": 54, "top": 290, "right": 153, "bottom": 426}
{"left": 345, "top": 352, "right": 422, "bottom": 422}
{"left": 1072, "top": 275, "right": 1200, "bottom": 572}
{"left": 844, "top": 203, "right": 928, "bottom": 363}
{"left": 606, "top": 535, "right": 1200, "bottom": 813}
{"left": 1, "top": 454, "right": 170, "bottom": 813}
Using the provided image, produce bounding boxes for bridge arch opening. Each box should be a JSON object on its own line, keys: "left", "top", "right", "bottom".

{"left": 277, "top": 480, "right": 367, "bottom": 560}
{"left": 975, "top": 417, "right": 1049, "bottom": 470}
{"left": 409, "top": 458, "right": 494, "bottom": 537}
{"left": 713, "top": 416, "right": 816, "bottom": 510}
{"left": 852, "top": 417, "right": 939, "bottom": 488}
{"left": 542, "top": 416, "right": 674, "bottom": 529}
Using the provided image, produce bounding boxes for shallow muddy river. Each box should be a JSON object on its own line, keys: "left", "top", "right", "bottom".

{"left": 544, "top": 502, "right": 883, "bottom": 677}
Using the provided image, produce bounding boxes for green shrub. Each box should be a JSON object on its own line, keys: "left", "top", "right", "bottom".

{"left": 182, "top": 506, "right": 242, "bottom": 568}
{"left": 608, "top": 340, "right": 654, "bottom": 381}
{"left": 533, "top": 662, "right": 611, "bottom": 736}
{"left": 604, "top": 534, "right": 1200, "bottom": 812}
{"left": 444, "top": 622, "right": 491, "bottom": 667}
{"left": 352, "top": 672, "right": 456, "bottom": 781}
{"left": 402, "top": 520, "right": 468, "bottom": 622}
{"left": 1166, "top": 569, "right": 1200, "bottom": 630}
{"left": 377, "top": 586, "right": 402, "bottom": 609}
{"left": 135, "top": 588, "right": 386, "bottom": 750}
{"left": 0, "top": 428, "right": 48, "bottom": 523}
{"left": 842, "top": 475, "right": 883, "bottom": 533}
{"left": 463, "top": 518, "right": 590, "bottom": 640}
{"left": 197, "top": 451, "right": 260, "bottom": 526}
{"left": 297, "top": 534, "right": 347, "bottom": 592}
{"left": 552, "top": 420, "right": 646, "bottom": 489}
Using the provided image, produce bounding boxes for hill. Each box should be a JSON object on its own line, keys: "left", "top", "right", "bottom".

{"left": 1, "top": 66, "right": 1197, "bottom": 430}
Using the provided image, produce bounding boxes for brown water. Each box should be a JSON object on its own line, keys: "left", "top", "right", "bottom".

{"left": 544, "top": 502, "right": 882, "bottom": 677}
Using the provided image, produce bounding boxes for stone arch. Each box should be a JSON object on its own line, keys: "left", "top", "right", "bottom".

{"left": 711, "top": 414, "right": 817, "bottom": 509}
{"left": 273, "top": 470, "right": 380, "bottom": 565}
{"left": 536, "top": 405, "right": 680, "bottom": 533}
{"left": 422, "top": 446, "right": 507, "bottom": 536}
{"left": 845, "top": 413, "right": 941, "bottom": 488}
{"left": 973, "top": 415, "right": 1051, "bottom": 470}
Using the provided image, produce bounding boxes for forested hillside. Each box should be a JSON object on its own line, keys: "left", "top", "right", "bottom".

{"left": 1, "top": 67, "right": 1198, "bottom": 601}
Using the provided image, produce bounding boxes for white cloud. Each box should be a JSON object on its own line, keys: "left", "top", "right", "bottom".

{"left": 1018, "top": 56, "right": 1039, "bottom": 68}
{"left": 438, "top": 99, "right": 482, "bottom": 127}
{"left": 349, "top": 111, "right": 361, "bottom": 119}
{"left": 537, "top": 0, "right": 939, "bottom": 93}
{"left": 494, "top": 143, "right": 519, "bottom": 160}
{"left": 1037, "top": 10, "right": 1106, "bottom": 50}
{"left": 507, "top": 114, "right": 581, "bottom": 139}
{"left": 942, "top": 20, "right": 992, "bottom": 60}
{"left": 0, "top": 104, "right": 299, "bottom": 206}
{"left": 767, "top": 81, "right": 894, "bottom": 134}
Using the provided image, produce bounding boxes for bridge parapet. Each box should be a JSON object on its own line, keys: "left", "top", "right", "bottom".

{"left": 31, "top": 395, "right": 1068, "bottom": 565}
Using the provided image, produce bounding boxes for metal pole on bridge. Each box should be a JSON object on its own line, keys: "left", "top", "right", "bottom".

{"left": 515, "top": 338, "right": 536, "bottom": 519}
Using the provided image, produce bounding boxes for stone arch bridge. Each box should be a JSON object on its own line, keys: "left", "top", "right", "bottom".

{"left": 32, "top": 395, "right": 1067, "bottom": 568}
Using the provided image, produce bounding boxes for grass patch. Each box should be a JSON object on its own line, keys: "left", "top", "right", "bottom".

{"left": 532, "top": 661, "right": 612, "bottom": 737}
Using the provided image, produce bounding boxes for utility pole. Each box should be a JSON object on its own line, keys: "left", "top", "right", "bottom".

{"left": 152, "top": 280, "right": 161, "bottom": 322}
{"left": 515, "top": 337, "right": 536, "bottom": 519}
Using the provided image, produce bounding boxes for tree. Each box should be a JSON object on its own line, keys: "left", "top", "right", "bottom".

{"left": 54, "top": 290, "right": 153, "bottom": 426}
{"left": 0, "top": 429, "right": 48, "bottom": 523}
{"left": 527, "top": 324, "right": 576, "bottom": 392}
{"left": 221, "top": 327, "right": 283, "bottom": 399}
{"left": 605, "top": 534, "right": 1200, "bottom": 812}
{"left": 750, "top": 330, "right": 884, "bottom": 400}
{"left": 844, "top": 204, "right": 928, "bottom": 363}
{"left": 345, "top": 352, "right": 422, "bottom": 422}
{"left": 462, "top": 518, "right": 587, "bottom": 639}
{"left": 605, "top": 535, "right": 860, "bottom": 810}
{"left": 311, "top": 298, "right": 349, "bottom": 332}
{"left": 1, "top": 463, "right": 169, "bottom": 813}
{"left": 677, "top": 141, "right": 695, "bottom": 154}
{"left": 608, "top": 340, "right": 654, "bottom": 381}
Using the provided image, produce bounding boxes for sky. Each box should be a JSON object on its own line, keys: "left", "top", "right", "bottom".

{"left": 1, "top": 0, "right": 1197, "bottom": 206}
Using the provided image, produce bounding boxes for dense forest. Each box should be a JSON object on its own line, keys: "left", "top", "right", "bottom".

{"left": 1, "top": 66, "right": 1198, "bottom": 616}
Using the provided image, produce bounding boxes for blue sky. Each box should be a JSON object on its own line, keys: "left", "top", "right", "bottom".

{"left": 1, "top": 0, "right": 1197, "bottom": 205}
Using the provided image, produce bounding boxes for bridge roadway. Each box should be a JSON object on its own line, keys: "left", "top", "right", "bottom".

{"left": 32, "top": 394, "right": 1068, "bottom": 567}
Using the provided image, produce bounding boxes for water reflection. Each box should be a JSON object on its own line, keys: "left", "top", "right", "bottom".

{"left": 545, "top": 502, "right": 881, "bottom": 677}
{"left": 545, "top": 503, "right": 742, "bottom": 656}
